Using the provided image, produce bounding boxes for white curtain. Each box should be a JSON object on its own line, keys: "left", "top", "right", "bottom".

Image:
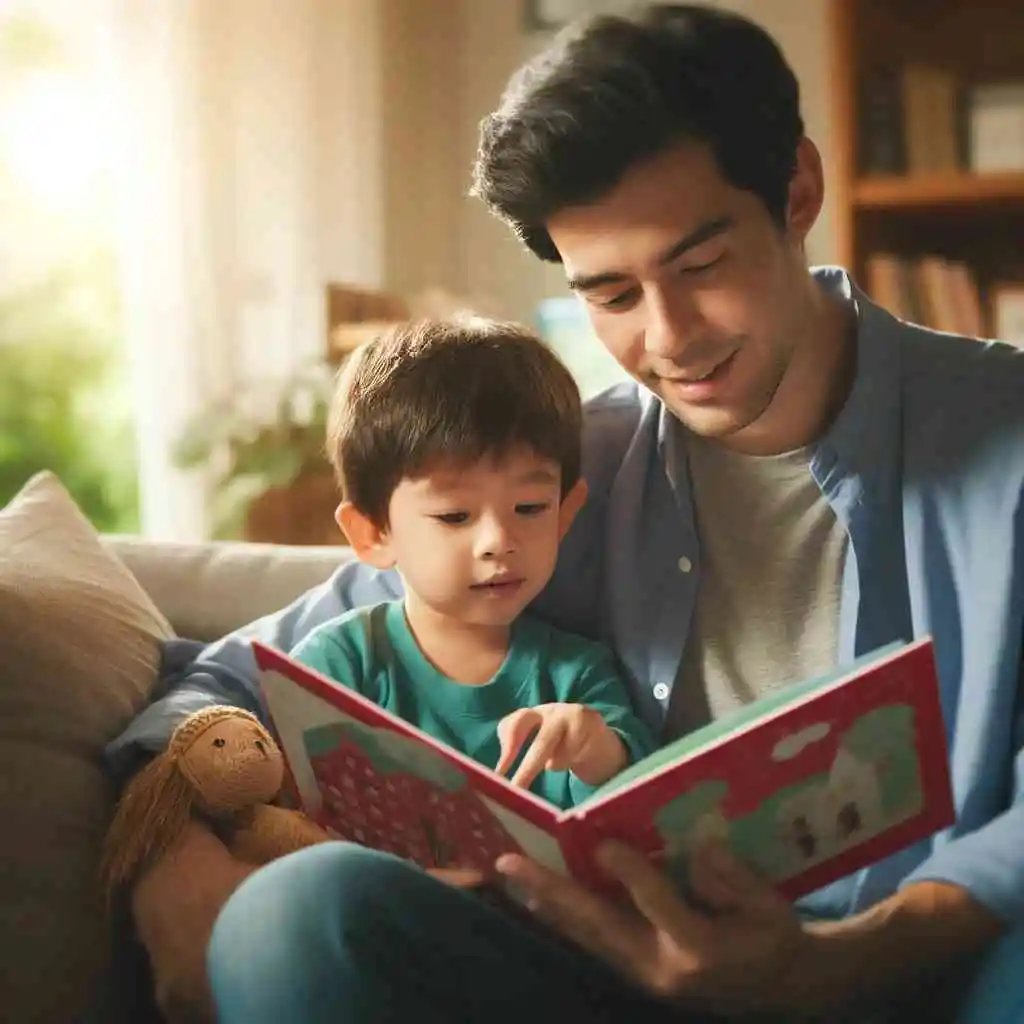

{"left": 101, "top": 0, "right": 386, "bottom": 540}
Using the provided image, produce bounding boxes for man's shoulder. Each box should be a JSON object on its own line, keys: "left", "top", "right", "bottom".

{"left": 897, "top": 323, "right": 1024, "bottom": 438}
{"left": 579, "top": 381, "right": 651, "bottom": 486}
{"left": 890, "top": 320, "right": 1024, "bottom": 488}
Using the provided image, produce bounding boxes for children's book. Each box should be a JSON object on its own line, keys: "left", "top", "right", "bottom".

{"left": 253, "top": 636, "right": 955, "bottom": 900}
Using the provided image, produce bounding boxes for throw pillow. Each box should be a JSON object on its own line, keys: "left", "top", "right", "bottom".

{"left": 0, "top": 472, "right": 172, "bottom": 1023}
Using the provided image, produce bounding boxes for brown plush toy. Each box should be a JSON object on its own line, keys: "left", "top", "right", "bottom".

{"left": 101, "top": 705, "right": 331, "bottom": 903}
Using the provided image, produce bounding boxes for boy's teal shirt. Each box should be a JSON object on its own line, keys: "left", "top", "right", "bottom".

{"left": 289, "top": 600, "right": 656, "bottom": 810}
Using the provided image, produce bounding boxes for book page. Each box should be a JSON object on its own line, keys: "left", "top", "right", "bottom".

{"left": 568, "top": 639, "right": 953, "bottom": 900}
{"left": 258, "top": 655, "right": 567, "bottom": 875}
{"left": 587, "top": 641, "right": 905, "bottom": 803}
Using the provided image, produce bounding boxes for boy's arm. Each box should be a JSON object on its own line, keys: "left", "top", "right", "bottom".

{"left": 563, "top": 646, "right": 658, "bottom": 803}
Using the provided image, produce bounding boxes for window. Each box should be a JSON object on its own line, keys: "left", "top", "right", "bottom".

{"left": 0, "top": 1, "right": 138, "bottom": 531}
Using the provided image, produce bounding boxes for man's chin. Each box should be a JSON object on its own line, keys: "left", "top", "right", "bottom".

{"left": 660, "top": 398, "right": 752, "bottom": 440}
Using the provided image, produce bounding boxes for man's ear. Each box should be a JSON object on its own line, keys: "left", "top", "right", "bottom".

{"left": 335, "top": 502, "right": 396, "bottom": 570}
{"left": 785, "top": 136, "right": 824, "bottom": 248}
{"left": 557, "top": 478, "right": 588, "bottom": 540}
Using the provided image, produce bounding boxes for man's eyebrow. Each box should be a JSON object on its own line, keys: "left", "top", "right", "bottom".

{"left": 566, "top": 216, "right": 735, "bottom": 293}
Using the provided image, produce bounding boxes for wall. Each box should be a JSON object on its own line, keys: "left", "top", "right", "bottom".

{"left": 451, "top": 0, "right": 839, "bottom": 324}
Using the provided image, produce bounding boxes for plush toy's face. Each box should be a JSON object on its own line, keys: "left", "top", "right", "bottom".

{"left": 179, "top": 716, "right": 284, "bottom": 815}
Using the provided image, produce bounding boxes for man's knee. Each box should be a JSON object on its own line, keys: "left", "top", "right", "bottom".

{"left": 207, "top": 842, "right": 421, "bottom": 1017}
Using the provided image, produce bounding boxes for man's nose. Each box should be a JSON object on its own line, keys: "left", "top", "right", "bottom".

{"left": 643, "top": 285, "right": 703, "bottom": 360}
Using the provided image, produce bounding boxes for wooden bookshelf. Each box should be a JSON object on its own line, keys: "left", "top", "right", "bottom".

{"left": 828, "top": 0, "right": 1024, "bottom": 338}
{"left": 852, "top": 171, "right": 1024, "bottom": 211}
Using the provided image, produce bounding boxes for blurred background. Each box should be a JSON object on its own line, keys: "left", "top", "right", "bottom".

{"left": 1, "top": 0, "right": 1021, "bottom": 543}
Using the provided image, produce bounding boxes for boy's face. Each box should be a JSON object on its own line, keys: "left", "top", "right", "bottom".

{"left": 345, "top": 446, "right": 584, "bottom": 629}
{"left": 545, "top": 137, "right": 827, "bottom": 454}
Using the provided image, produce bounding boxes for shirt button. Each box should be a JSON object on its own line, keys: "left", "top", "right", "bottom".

{"left": 677, "top": 555, "right": 693, "bottom": 573}
{"left": 653, "top": 682, "right": 670, "bottom": 701}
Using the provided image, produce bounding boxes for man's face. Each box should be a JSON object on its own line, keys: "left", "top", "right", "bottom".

{"left": 546, "top": 140, "right": 820, "bottom": 448}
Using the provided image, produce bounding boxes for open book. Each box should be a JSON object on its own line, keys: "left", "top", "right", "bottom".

{"left": 254, "top": 636, "right": 955, "bottom": 900}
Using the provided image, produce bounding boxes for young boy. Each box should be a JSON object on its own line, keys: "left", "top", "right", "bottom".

{"left": 289, "top": 317, "right": 654, "bottom": 809}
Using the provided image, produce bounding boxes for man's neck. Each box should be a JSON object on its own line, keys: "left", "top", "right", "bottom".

{"left": 723, "top": 277, "right": 857, "bottom": 457}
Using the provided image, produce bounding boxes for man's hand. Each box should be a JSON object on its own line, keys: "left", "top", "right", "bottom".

{"left": 497, "top": 838, "right": 810, "bottom": 1017}
{"left": 497, "top": 838, "right": 1006, "bottom": 1017}
{"left": 131, "top": 820, "right": 256, "bottom": 1023}
{"left": 495, "top": 703, "right": 627, "bottom": 788}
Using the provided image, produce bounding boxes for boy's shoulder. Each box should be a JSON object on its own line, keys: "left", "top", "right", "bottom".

{"left": 292, "top": 599, "right": 396, "bottom": 655}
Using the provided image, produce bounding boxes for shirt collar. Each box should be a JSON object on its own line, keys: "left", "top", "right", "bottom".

{"left": 811, "top": 265, "right": 903, "bottom": 506}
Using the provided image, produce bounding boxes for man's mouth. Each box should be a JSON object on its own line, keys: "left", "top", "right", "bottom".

{"left": 666, "top": 351, "right": 737, "bottom": 384}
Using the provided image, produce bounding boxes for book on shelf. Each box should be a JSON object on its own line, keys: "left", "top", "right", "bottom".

{"left": 858, "top": 62, "right": 964, "bottom": 177}
{"left": 865, "top": 253, "right": 984, "bottom": 338}
{"left": 255, "top": 636, "right": 955, "bottom": 901}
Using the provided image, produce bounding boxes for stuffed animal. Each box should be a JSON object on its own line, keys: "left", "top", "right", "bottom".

{"left": 101, "top": 705, "right": 331, "bottom": 903}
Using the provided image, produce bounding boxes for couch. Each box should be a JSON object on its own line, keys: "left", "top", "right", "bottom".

{"left": 0, "top": 472, "right": 351, "bottom": 1022}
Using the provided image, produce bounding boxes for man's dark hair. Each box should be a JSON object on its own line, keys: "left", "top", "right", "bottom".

{"left": 327, "top": 318, "right": 582, "bottom": 527}
{"left": 472, "top": 3, "right": 804, "bottom": 262}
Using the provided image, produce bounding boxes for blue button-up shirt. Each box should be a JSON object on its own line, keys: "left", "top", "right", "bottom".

{"left": 106, "top": 268, "right": 1024, "bottom": 925}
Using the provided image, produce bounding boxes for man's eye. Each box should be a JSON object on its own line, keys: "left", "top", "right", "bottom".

{"left": 433, "top": 512, "right": 469, "bottom": 525}
{"left": 516, "top": 502, "right": 550, "bottom": 517}
{"left": 680, "top": 253, "right": 725, "bottom": 275}
{"left": 598, "top": 288, "right": 640, "bottom": 312}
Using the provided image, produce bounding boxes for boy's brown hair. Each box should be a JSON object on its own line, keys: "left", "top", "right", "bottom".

{"left": 326, "top": 316, "right": 582, "bottom": 526}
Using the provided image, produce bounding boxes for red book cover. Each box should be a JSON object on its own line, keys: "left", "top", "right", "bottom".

{"left": 253, "top": 635, "right": 954, "bottom": 900}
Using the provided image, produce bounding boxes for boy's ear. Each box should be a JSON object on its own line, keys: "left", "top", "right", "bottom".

{"left": 335, "top": 502, "right": 396, "bottom": 570}
{"left": 557, "top": 478, "right": 588, "bottom": 539}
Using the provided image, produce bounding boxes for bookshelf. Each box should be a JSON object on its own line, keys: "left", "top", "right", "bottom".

{"left": 828, "top": 0, "right": 1024, "bottom": 342}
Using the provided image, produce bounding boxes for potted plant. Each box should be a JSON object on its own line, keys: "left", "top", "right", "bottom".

{"left": 172, "top": 361, "right": 342, "bottom": 545}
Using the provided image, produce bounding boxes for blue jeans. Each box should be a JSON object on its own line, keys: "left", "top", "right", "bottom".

{"left": 207, "top": 842, "right": 1024, "bottom": 1024}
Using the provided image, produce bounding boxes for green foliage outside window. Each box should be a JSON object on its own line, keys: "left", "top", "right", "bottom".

{"left": 0, "top": 256, "right": 139, "bottom": 532}
{"left": 0, "top": 9, "right": 138, "bottom": 531}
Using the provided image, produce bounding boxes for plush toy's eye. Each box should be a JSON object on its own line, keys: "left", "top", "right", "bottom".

{"left": 212, "top": 737, "right": 226, "bottom": 748}
{"left": 254, "top": 740, "right": 265, "bottom": 753}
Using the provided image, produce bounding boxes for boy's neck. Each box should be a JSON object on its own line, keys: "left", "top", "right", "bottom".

{"left": 403, "top": 595, "right": 512, "bottom": 685}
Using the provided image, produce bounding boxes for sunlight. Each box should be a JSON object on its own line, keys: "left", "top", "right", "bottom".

{"left": 1, "top": 70, "right": 118, "bottom": 213}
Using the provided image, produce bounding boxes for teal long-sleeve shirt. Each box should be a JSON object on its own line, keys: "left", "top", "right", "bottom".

{"left": 288, "top": 600, "right": 655, "bottom": 811}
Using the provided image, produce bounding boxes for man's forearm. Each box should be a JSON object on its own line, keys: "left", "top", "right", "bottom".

{"left": 784, "top": 881, "right": 1005, "bottom": 1013}
{"left": 132, "top": 820, "right": 256, "bottom": 1022}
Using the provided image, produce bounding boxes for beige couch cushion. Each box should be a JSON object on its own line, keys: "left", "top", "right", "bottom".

{"left": 105, "top": 535, "right": 352, "bottom": 640}
{"left": 0, "top": 473, "right": 172, "bottom": 1023}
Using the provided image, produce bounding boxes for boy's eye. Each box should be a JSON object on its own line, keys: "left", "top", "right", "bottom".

{"left": 433, "top": 512, "right": 469, "bottom": 525}
{"left": 515, "top": 502, "right": 550, "bottom": 517}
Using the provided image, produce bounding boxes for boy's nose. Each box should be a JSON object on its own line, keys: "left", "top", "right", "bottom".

{"left": 476, "top": 516, "right": 516, "bottom": 558}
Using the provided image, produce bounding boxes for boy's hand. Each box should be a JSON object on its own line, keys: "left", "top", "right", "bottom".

{"left": 495, "top": 703, "right": 627, "bottom": 788}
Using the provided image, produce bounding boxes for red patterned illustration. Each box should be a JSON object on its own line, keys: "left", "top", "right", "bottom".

{"left": 310, "top": 739, "right": 524, "bottom": 870}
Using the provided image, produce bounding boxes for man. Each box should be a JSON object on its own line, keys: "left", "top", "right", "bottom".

{"left": 106, "top": 5, "right": 1024, "bottom": 1022}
